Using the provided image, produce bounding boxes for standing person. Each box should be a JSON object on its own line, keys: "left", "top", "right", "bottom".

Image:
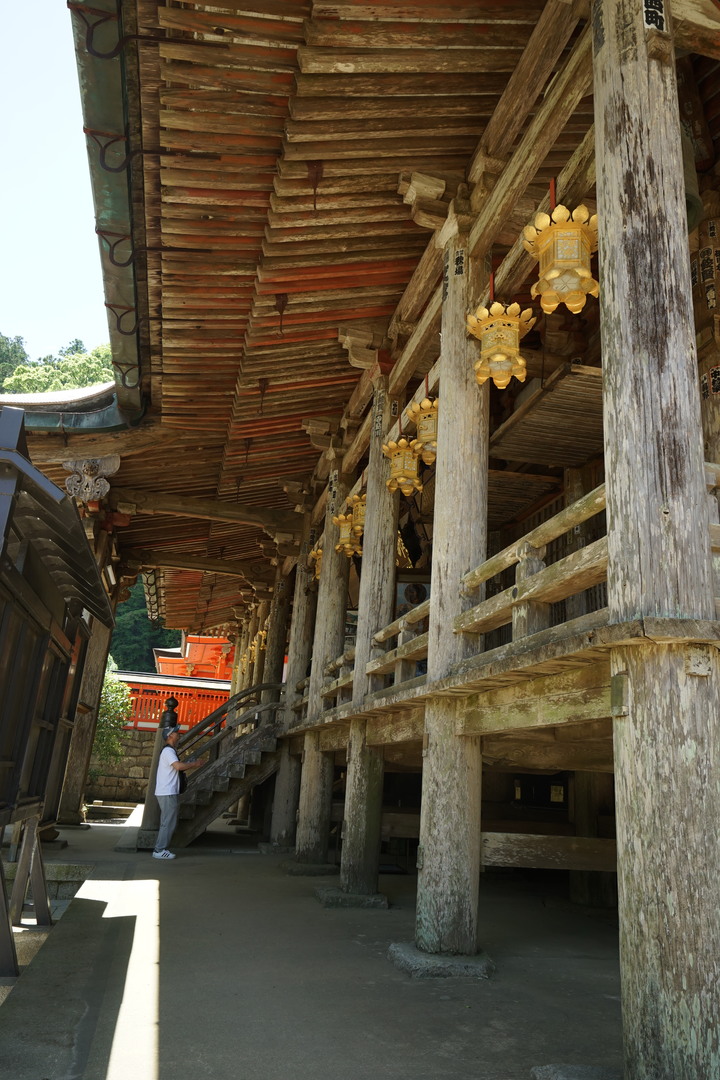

{"left": 153, "top": 724, "right": 203, "bottom": 860}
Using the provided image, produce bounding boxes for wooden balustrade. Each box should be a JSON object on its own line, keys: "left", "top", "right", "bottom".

{"left": 301, "top": 463, "right": 720, "bottom": 724}
{"left": 365, "top": 598, "right": 430, "bottom": 693}
{"left": 320, "top": 647, "right": 356, "bottom": 710}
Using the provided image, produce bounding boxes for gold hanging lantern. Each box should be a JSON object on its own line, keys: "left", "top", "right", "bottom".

{"left": 407, "top": 398, "right": 439, "bottom": 465}
{"left": 522, "top": 204, "right": 599, "bottom": 315}
{"left": 348, "top": 493, "right": 366, "bottom": 539}
{"left": 332, "top": 511, "right": 358, "bottom": 558}
{"left": 382, "top": 438, "right": 423, "bottom": 497}
{"left": 466, "top": 302, "right": 536, "bottom": 390}
{"left": 309, "top": 544, "right": 323, "bottom": 580}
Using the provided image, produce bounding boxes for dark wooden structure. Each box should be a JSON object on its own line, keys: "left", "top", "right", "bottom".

{"left": 3, "top": 1, "right": 720, "bottom": 1074}
{"left": 0, "top": 406, "right": 113, "bottom": 974}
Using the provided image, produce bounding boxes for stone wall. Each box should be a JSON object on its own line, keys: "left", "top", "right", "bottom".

{"left": 86, "top": 729, "right": 155, "bottom": 803}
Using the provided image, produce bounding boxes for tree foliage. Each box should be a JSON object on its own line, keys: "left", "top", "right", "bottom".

{"left": 3, "top": 342, "right": 113, "bottom": 394}
{"left": 92, "top": 657, "right": 133, "bottom": 767}
{"left": 0, "top": 332, "right": 29, "bottom": 388}
{"left": 110, "top": 581, "right": 181, "bottom": 673}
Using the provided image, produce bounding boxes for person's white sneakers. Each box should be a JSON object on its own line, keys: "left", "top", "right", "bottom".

{"left": 152, "top": 849, "right": 176, "bottom": 860}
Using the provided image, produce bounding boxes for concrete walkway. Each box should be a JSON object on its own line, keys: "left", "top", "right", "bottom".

{"left": 0, "top": 819, "right": 623, "bottom": 1080}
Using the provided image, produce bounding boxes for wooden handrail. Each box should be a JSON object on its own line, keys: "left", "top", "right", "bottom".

{"left": 178, "top": 682, "right": 283, "bottom": 756}
{"left": 455, "top": 537, "right": 608, "bottom": 636}
{"left": 373, "top": 598, "right": 430, "bottom": 645}
{"left": 461, "top": 483, "right": 607, "bottom": 593}
{"left": 324, "top": 646, "right": 355, "bottom": 677}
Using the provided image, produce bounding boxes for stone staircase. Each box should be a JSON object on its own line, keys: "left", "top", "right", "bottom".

{"left": 171, "top": 697, "right": 283, "bottom": 848}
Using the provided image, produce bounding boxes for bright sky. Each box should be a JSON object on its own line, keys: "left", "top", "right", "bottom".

{"left": 0, "top": 2, "right": 108, "bottom": 360}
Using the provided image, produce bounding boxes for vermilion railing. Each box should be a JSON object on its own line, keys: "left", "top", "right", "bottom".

{"left": 121, "top": 681, "right": 231, "bottom": 731}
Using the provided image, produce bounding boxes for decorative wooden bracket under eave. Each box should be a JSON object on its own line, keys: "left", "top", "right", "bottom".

{"left": 338, "top": 325, "right": 392, "bottom": 370}
{"left": 399, "top": 171, "right": 454, "bottom": 231}
{"left": 301, "top": 415, "right": 344, "bottom": 451}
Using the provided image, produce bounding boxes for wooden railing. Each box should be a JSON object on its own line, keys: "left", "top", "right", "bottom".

{"left": 305, "top": 463, "right": 720, "bottom": 722}
{"left": 455, "top": 485, "right": 608, "bottom": 642}
{"left": 291, "top": 676, "right": 310, "bottom": 724}
{"left": 321, "top": 647, "right": 356, "bottom": 709}
{"left": 365, "top": 598, "right": 430, "bottom": 693}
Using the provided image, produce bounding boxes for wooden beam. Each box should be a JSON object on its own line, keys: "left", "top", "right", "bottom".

{"left": 366, "top": 708, "right": 425, "bottom": 746}
{"left": 457, "top": 662, "right": 611, "bottom": 735}
{"left": 124, "top": 549, "right": 275, "bottom": 581}
{"left": 468, "top": 25, "right": 593, "bottom": 260}
{"left": 110, "top": 487, "right": 298, "bottom": 534}
{"left": 482, "top": 832, "right": 617, "bottom": 873}
{"left": 481, "top": 732, "right": 614, "bottom": 773}
{"left": 469, "top": 0, "right": 581, "bottom": 168}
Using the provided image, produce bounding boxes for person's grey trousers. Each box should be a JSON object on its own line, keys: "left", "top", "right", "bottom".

{"left": 155, "top": 794, "right": 179, "bottom": 851}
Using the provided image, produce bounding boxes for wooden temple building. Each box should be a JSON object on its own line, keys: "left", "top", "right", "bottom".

{"left": 2, "top": 0, "right": 720, "bottom": 1075}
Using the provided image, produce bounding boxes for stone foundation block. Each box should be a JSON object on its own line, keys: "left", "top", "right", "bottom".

{"left": 279, "top": 860, "right": 339, "bottom": 876}
{"left": 388, "top": 941, "right": 495, "bottom": 979}
{"left": 531, "top": 1069, "right": 623, "bottom": 1080}
{"left": 314, "top": 885, "right": 388, "bottom": 909}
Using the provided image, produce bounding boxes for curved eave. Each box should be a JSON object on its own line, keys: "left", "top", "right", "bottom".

{"left": 0, "top": 382, "right": 146, "bottom": 433}
{"left": 62, "top": 0, "right": 144, "bottom": 426}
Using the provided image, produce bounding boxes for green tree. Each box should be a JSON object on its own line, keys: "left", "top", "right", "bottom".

{"left": 3, "top": 343, "right": 113, "bottom": 394}
{"left": 110, "top": 581, "right": 181, "bottom": 673}
{"left": 0, "top": 332, "right": 29, "bottom": 388}
{"left": 91, "top": 657, "right": 132, "bottom": 768}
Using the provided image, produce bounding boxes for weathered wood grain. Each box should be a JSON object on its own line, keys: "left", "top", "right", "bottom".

{"left": 482, "top": 832, "right": 617, "bottom": 872}
{"left": 594, "top": 1, "right": 720, "bottom": 1075}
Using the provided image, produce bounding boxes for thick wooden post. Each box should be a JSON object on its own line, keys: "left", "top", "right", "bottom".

{"left": 593, "top": 2, "right": 720, "bottom": 1075}
{"left": 57, "top": 619, "right": 112, "bottom": 825}
{"left": 261, "top": 564, "right": 290, "bottom": 704}
{"left": 281, "top": 515, "right": 317, "bottom": 729}
{"left": 252, "top": 599, "right": 270, "bottom": 688}
{"left": 294, "top": 730, "right": 335, "bottom": 864}
{"left": 306, "top": 467, "right": 353, "bottom": 721}
{"left": 339, "top": 376, "right": 400, "bottom": 895}
{"left": 241, "top": 609, "right": 259, "bottom": 692}
{"left": 271, "top": 517, "right": 316, "bottom": 847}
{"left": 352, "top": 375, "right": 400, "bottom": 705}
{"left": 295, "top": 467, "right": 352, "bottom": 863}
{"left": 416, "top": 198, "right": 489, "bottom": 954}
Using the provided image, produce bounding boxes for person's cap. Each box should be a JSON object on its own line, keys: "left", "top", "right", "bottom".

{"left": 162, "top": 724, "right": 181, "bottom": 740}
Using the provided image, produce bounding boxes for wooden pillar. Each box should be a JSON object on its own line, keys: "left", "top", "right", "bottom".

{"left": 339, "top": 376, "right": 400, "bottom": 894}
{"left": 306, "top": 467, "right": 353, "bottom": 720}
{"left": 252, "top": 599, "right": 270, "bottom": 688}
{"left": 281, "top": 514, "right": 317, "bottom": 729}
{"left": 294, "top": 730, "right": 335, "bottom": 863}
{"left": 57, "top": 619, "right": 112, "bottom": 825}
{"left": 295, "top": 466, "right": 352, "bottom": 862}
{"left": 269, "top": 743, "right": 302, "bottom": 848}
{"left": 340, "top": 719, "right": 384, "bottom": 894}
{"left": 416, "top": 196, "right": 489, "bottom": 954}
{"left": 593, "top": 2, "right": 720, "bottom": 1075}
{"left": 352, "top": 376, "right": 401, "bottom": 705}
{"left": 241, "top": 609, "right": 258, "bottom": 692}
{"left": 235, "top": 618, "right": 251, "bottom": 694}
{"left": 271, "top": 515, "right": 316, "bottom": 847}
{"left": 262, "top": 564, "right": 290, "bottom": 704}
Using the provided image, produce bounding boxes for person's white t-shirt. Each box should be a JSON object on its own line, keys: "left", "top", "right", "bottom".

{"left": 155, "top": 745, "right": 180, "bottom": 796}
